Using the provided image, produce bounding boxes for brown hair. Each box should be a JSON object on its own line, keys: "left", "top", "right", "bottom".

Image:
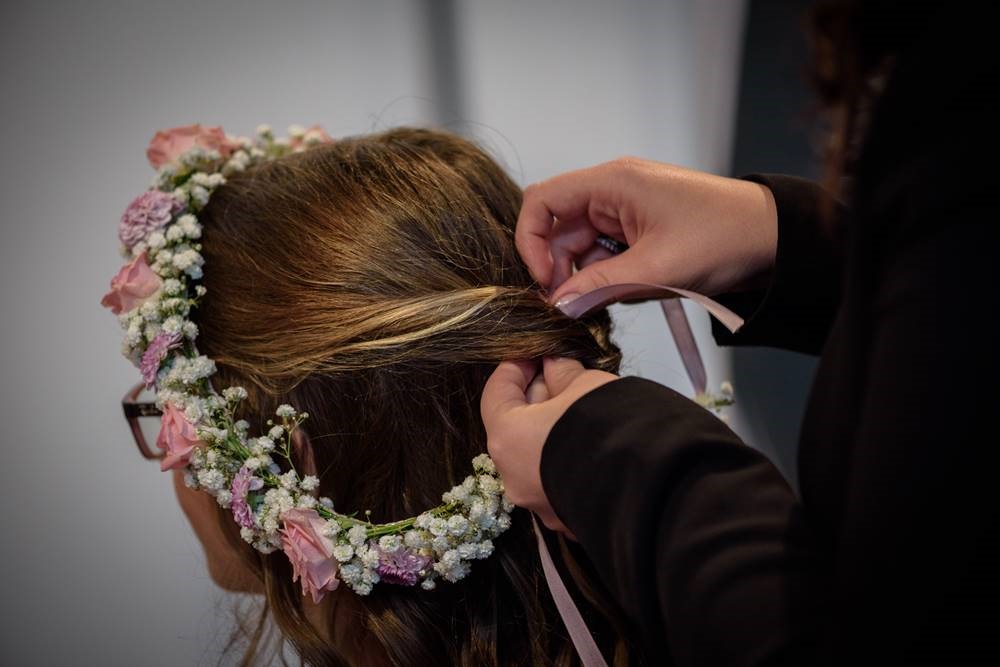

{"left": 194, "top": 127, "right": 634, "bottom": 665}
{"left": 806, "top": 0, "right": 902, "bottom": 210}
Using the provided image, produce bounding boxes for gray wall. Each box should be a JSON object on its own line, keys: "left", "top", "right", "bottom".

{"left": 727, "top": 0, "right": 821, "bottom": 492}
{"left": 0, "top": 1, "right": 749, "bottom": 664}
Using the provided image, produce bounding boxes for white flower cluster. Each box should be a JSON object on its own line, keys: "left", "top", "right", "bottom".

{"left": 183, "top": 398, "right": 514, "bottom": 594}
{"left": 108, "top": 125, "right": 515, "bottom": 598}
{"left": 329, "top": 454, "right": 513, "bottom": 595}
{"left": 694, "top": 380, "right": 736, "bottom": 415}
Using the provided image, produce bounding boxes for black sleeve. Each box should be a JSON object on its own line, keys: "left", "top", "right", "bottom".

{"left": 709, "top": 174, "right": 846, "bottom": 356}
{"left": 540, "top": 378, "right": 828, "bottom": 666}
{"left": 540, "top": 207, "right": 998, "bottom": 666}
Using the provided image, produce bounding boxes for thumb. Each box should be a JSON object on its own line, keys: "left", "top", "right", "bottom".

{"left": 550, "top": 245, "right": 655, "bottom": 306}
{"left": 541, "top": 357, "right": 587, "bottom": 396}
{"left": 481, "top": 359, "right": 540, "bottom": 426}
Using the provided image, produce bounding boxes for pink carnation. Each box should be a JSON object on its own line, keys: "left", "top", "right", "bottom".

{"left": 146, "top": 124, "right": 238, "bottom": 169}
{"left": 119, "top": 191, "right": 181, "bottom": 250}
{"left": 376, "top": 547, "right": 431, "bottom": 587}
{"left": 156, "top": 402, "right": 204, "bottom": 472}
{"left": 140, "top": 331, "right": 182, "bottom": 389}
{"left": 100, "top": 251, "right": 161, "bottom": 315}
{"left": 280, "top": 508, "right": 340, "bottom": 603}
{"left": 231, "top": 466, "right": 264, "bottom": 529}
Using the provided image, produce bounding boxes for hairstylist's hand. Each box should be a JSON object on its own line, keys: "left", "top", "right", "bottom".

{"left": 481, "top": 357, "right": 618, "bottom": 536}
{"left": 517, "top": 157, "right": 779, "bottom": 302}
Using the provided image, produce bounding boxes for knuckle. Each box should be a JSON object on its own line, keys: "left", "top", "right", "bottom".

{"left": 610, "top": 155, "right": 642, "bottom": 173}
{"left": 505, "top": 488, "right": 527, "bottom": 509}
{"left": 521, "top": 182, "right": 542, "bottom": 202}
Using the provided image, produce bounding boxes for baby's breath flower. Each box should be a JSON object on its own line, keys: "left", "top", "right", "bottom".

{"left": 223, "top": 386, "right": 248, "bottom": 402}
{"left": 322, "top": 520, "right": 341, "bottom": 538}
{"left": 447, "top": 515, "right": 469, "bottom": 537}
{"left": 471, "top": 453, "right": 495, "bottom": 474}
{"left": 431, "top": 535, "right": 451, "bottom": 553}
{"left": 358, "top": 546, "right": 380, "bottom": 569}
{"left": 165, "top": 224, "right": 185, "bottom": 242}
{"left": 215, "top": 490, "right": 232, "bottom": 508}
{"left": 147, "top": 231, "right": 167, "bottom": 250}
{"left": 404, "top": 530, "right": 428, "bottom": 549}
{"left": 279, "top": 470, "right": 298, "bottom": 490}
{"left": 197, "top": 469, "right": 224, "bottom": 491}
{"left": 347, "top": 525, "right": 367, "bottom": 546}
{"left": 478, "top": 475, "right": 500, "bottom": 496}
{"left": 379, "top": 535, "right": 403, "bottom": 551}
{"left": 189, "top": 185, "right": 210, "bottom": 207}
{"left": 428, "top": 517, "right": 448, "bottom": 537}
{"left": 161, "top": 316, "right": 183, "bottom": 334}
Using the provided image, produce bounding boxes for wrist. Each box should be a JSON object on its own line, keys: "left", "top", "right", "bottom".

{"left": 720, "top": 179, "right": 778, "bottom": 295}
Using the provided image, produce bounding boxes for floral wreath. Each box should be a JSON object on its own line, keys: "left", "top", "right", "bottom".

{"left": 102, "top": 124, "right": 513, "bottom": 602}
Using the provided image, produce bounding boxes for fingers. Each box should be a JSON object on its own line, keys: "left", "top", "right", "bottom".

{"left": 481, "top": 359, "right": 540, "bottom": 425}
{"left": 516, "top": 163, "right": 627, "bottom": 287}
{"left": 548, "top": 215, "right": 602, "bottom": 291}
{"left": 575, "top": 243, "right": 614, "bottom": 270}
{"left": 549, "top": 244, "right": 653, "bottom": 305}
{"left": 536, "top": 508, "right": 573, "bottom": 537}
{"left": 541, "top": 356, "right": 586, "bottom": 396}
{"left": 525, "top": 372, "right": 551, "bottom": 404}
{"left": 516, "top": 179, "right": 592, "bottom": 286}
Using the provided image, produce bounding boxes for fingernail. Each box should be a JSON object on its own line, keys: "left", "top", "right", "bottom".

{"left": 553, "top": 293, "right": 580, "bottom": 310}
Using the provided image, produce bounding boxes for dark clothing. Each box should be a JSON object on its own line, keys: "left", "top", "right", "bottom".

{"left": 540, "top": 21, "right": 999, "bottom": 667}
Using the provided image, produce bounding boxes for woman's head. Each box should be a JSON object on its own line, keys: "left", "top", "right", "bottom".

{"left": 189, "top": 127, "right": 628, "bottom": 665}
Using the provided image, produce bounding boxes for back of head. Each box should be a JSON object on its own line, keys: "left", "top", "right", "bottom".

{"left": 195, "top": 127, "right": 627, "bottom": 665}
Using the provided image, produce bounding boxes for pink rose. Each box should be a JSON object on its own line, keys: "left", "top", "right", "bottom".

{"left": 156, "top": 402, "right": 204, "bottom": 472}
{"left": 146, "top": 124, "right": 238, "bottom": 169}
{"left": 290, "top": 125, "right": 333, "bottom": 150}
{"left": 119, "top": 191, "right": 181, "bottom": 250}
{"left": 100, "top": 251, "right": 161, "bottom": 315}
{"left": 280, "top": 508, "right": 340, "bottom": 603}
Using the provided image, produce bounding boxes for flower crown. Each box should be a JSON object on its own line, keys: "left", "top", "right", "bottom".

{"left": 102, "top": 124, "right": 513, "bottom": 602}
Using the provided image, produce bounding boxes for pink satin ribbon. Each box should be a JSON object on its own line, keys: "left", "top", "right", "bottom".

{"left": 533, "top": 283, "right": 744, "bottom": 666}
{"left": 558, "top": 283, "right": 744, "bottom": 397}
